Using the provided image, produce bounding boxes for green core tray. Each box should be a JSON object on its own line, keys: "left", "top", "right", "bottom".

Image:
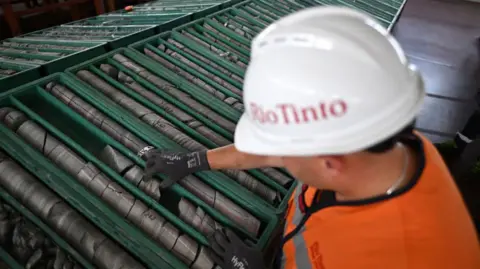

{"left": 66, "top": 48, "right": 296, "bottom": 214}
{"left": 0, "top": 72, "right": 282, "bottom": 267}
{"left": 0, "top": 38, "right": 107, "bottom": 79}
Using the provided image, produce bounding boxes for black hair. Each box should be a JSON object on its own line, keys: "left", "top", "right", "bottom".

{"left": 365, "top": 121, "right": 416, "bottom": 154}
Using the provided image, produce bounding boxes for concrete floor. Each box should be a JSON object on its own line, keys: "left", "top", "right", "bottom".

{"left": 393, "top": 0, "right": 480, "bottom": 143}
{"left": 394, "top": 0, "right": 480, "bottom": 232}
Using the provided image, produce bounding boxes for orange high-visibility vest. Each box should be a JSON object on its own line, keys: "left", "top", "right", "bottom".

{"left": 281, "top": 134, "right": 480, "bottom": 269}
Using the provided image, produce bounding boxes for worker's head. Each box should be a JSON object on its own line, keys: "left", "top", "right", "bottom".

{"left": 278, "top": 123, "right": 416, "bottom": 190}
{"left": 234, "top": 7, "right": 425, "bottom": 188}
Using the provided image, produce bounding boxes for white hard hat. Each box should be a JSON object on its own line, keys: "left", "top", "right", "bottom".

{"left": 234, "top": 6, "right": 425, "bottom": 156}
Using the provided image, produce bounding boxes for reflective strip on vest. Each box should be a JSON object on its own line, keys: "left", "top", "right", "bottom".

{"left": 282, "top": 183, "right": 312, "bottom": 269}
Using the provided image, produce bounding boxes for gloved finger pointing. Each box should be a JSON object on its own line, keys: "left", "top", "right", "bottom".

{"left": 145, "top": 158, "right": 157, "bottom": 169}
{"left": 143, "top": 149, "right": 160, "bottom": 159}
{"left": 207, "top": 232, "right": 226, "bottom": 256}
{"left": 215, "top": 229, "right": 230, "bottom": 249}
{"left": 143, "top": 169, "right": 156, "bottom": 181}
{"left": 143, "top": 160, "right": 159, "bottom": 179}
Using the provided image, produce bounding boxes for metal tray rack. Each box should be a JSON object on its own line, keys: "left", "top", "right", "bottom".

{"left": 0, "top": 71, "right": 282, "bottom": 268}
{"left": 0, "top": 38, "right": 107, "bottom": 92}
{"left": 14, "top": 24, "right": 157, "bottom": 51}
{"left": 65, "top": 14, "right": 186, "bottom": 27}
{"left": 0, "top": 75, "right": 191, "bottom": 269}
{"left": 0, "top": 59, "right": 41, "bottom": 93}
{"left": 128, "top": 31, "right": 297, "bottom": 215}
{"left": 98, "top": 0, "right": 244, "bottom": 29}
{"left": 66, "top": 48, "right": 296, "bottom": 214}
{"left": 233, "top": 0, "right": 406, "bottom": 30}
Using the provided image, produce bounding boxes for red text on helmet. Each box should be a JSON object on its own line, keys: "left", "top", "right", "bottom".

{"left": 250, "top": 100, "right": 347, "bottom": 124}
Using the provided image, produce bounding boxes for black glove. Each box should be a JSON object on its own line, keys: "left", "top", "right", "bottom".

{"left": 209, "top": 228, "right": 265, "bottom": 269}
{"left": 142, "top": 149, "right": 210, "bottom": 189}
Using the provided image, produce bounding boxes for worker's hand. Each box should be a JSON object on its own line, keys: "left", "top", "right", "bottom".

{"left": 208, "top": 228, "right": 265, "bottom": 269}
{"left": 142, "top": 150, "right": 210, "bottom": 189}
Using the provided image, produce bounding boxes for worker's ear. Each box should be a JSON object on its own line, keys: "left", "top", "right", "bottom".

{"left": 319, "top": 156, "right": 344, "bottom": 176}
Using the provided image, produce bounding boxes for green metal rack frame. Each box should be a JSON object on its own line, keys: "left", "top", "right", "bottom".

{"left": 0, "top": 0, "right": 249, "bottom": 93}
{"left": 13, "top": 24, "right": 157, "bottom": 51}
{"left": 0, "top": 38, "right": 107, "bottom": 80}
{"left": 0, "top": 63, "right": 41, "bottom": 93}
{"left": 66, "top": 48, "right": 295, "bottom": 214}
{"left": 65, "top": 50, "right": 284, "bottom": 237}
{"left": 232, "top": 0, "right": 406, "bottom": 31}
{"left": 1, "top": 71, "right": 281, "bottom": 256}
{"left": 0, "top": 75, "right": 191, "bottom": 269}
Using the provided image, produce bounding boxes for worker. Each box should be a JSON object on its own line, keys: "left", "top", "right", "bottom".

{"left": 142, "top": 6, "right": 480, "bottom": 269}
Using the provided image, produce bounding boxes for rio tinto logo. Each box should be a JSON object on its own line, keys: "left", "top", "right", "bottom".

{"left": 249, "top": 100, "right": 348, "bottom": 124}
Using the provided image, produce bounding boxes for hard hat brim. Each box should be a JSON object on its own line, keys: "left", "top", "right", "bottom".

{"left": 234, "top": 114, "right": 281, "bottom": 156}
